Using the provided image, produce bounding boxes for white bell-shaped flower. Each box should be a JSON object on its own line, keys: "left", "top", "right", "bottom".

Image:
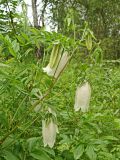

{"left": 42, "top": 119, "right": 58, "bottom": 148}
{"left": 54, "top": 52, "right": 69, "bottom": 78}
{"left": 43, "top": 64, "right": 56, "bottom": 77}
{"left": 74, "top": 82, "right": 91, "bottom": 112}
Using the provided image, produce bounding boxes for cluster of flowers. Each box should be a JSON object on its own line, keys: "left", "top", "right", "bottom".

{"left": 42, "top": 43, "right": 91, "bottom": 148}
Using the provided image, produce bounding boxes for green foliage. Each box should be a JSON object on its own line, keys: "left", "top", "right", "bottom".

{"left": 0, "top": 3, "right": 120, "bottom": 159}
{"left": 101, "top": 37, "right": 120, "bottom": 59}
{"left": 42, "top": 0, "right": 120, "bottom": 59}
{"left": 0, "top": 0, "right": 20, "bottom": 34}
{"left": 0, "top": 27, "right": 120, "bottom": 159}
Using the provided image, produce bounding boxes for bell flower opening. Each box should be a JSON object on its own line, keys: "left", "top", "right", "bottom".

{"left": 43, "top": 64, "right": 56, "bottom": 76}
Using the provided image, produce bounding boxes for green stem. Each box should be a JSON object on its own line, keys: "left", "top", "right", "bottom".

{"left": 11, "top": 95, "right": 28, "bottom": 124}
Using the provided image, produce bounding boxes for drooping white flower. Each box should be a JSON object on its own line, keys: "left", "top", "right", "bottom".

{"left": 43, "top": 64, "right": 56, "bottom": 77}
{"left": 54, "top": 52, "right": 70, "bottom": 78}
{"left": 42, "top": 119, "right": 58, "bottom": 148}
{"left": 74, "top": 82, "right": 91, "bottom": 112}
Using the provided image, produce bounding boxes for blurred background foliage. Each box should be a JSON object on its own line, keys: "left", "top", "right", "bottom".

{"left": 42, "top": 0, "right": 120, "bottom": 59}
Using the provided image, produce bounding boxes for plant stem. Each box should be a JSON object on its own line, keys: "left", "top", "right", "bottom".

{"left": 11, "top": 95, "right": 28, "bottom": 124}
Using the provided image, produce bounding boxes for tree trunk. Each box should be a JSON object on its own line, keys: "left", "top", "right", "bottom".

{"left": 31, "top": 0, "right": 38, "bottom": 28}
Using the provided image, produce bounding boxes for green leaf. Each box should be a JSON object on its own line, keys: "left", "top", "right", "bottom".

{"left": 62, "top": 150, "right": 74, "bottom": 160}
{"left": 0, "top": 111, "right": 8, "bottom": 128}
{"left": 27, "top": 137, "right": 41, "bottom": 152}
{"left": 2, "top": 137, "right": 14, "bottom": 148}
{"left": 12, "top": 40, "right": 20, "bottom": 53}
{"left": 21, "top": 32, "right": 29, "bottom": 41}
{"left": 5, "top": 35, "right": 11, "bottom": 43}
{"left": 42, "top": 148, "right": 55, "bottom": 157}
{"left": 55, "top": 156, "right": 63, "bottom": 160}
{"left": 85, "top": 145, "right": 97, "bottom": 160}
{"left": 16, "top": 35, "right": 25, "bottom": 44}
{"left": 114, "top": 118, "right": 120, "bottom": 128}
{"left": 30, "top": 149, "right": 51, "bottom": 160}
{"left": 3, "top": 150, "right": 19, "bottom": 160}
{"left": 0, "top": 63, "right": 10, "bottom": 68}
{"left": 74, "top": 144, "right": 84, "bottom": 159}
{"left": 8, "top": 47, "right": 16, "bottom": 57}
{"left": 24, "top": 48, "right": 33, "bottom": 56}
{"left": 103, "top": 136, "right": 118, "bottom": 141}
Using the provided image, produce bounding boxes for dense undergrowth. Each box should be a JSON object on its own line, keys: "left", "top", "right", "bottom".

{"left": 0, "top": 27, "right": 120, "bottom": 160}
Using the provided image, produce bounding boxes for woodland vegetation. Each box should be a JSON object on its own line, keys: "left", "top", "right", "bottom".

{"left": 0, "top": 0, "right": 120, "bottom": 160}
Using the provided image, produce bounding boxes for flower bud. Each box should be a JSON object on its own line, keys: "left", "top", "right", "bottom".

{"left": 43, "top": 49, "right": 69, "bottom": 78}
{"left": 74, "top": 82, "right": 91, "bottom": 112}
{"left": 43, "top": 43, "right": 61, "bottom": 77}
